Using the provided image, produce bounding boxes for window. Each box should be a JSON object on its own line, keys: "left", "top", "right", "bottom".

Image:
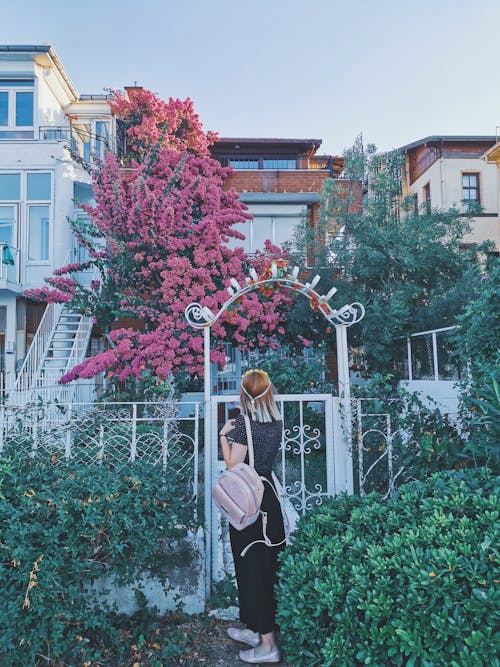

{"left": 229, "top": 159, "right": 259, "bottom": 170}
{"left": 27, "top": 172, "right": 51, "bottom": 262}
{"left": 0, "top": 173, "right": 20, "bottom": 200}
{"left": 74, "top": 120, "right": 111, "bottom": 162}
{"left": 0, "top": 79, "right": 34, "bottom": 139}
{"left": 229, "top": 216, "right": 299, "bottom": 253}
{"left": 262, "top": 159, "right": 296, "bottom": 169}
{"left": 423, "top": 183, "right": 431, "bottom": 213}
{"left": 27, "top": 173, "right": 51, "bottom": 200}
{"left": 0, "top": 171, "right": 52, "bottom": 268}
{"left": 28, "top": 206, "right": 49, "bottom": 261}
{"left": 95, "top": 121, "right": 110, "bottom": 160}
{"left": 228, "top": 158, "right": 297, "bottom": 170}
{"left": 462, "top": 173, "right": 480, "bottom": 210}
{"left": 0, "top": 206, "right": 16, "bottom": 281}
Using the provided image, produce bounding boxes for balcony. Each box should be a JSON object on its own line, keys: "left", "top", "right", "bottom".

{"left": 38, "top": 123, "right": 114, "bottom": 164}
{"left": 214, "top": 154, "right": 342, "bottom": 176}
{"left": 0, "top": 243, "right": 21, "bottom": 292}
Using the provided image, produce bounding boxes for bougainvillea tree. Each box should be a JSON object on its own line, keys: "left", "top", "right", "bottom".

{"left": 110, "top": 87, "right": 218, "bottom": 159}
{"left": 25, "top": 91, "right": 291, "bottom": 389}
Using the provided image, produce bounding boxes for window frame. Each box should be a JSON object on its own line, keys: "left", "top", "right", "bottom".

{"left": 0, "top": 79, "right": 35, "bottom": 137}
{"left": 461, "top": 172, "right": 480, "bottom": 209}
{"left": 25, "top": 171, "right": 52, "bottom": 266}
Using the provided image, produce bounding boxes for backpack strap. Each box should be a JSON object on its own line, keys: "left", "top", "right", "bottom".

{"left": 243, "top": 414, "right": 255, "bottom": 468}
{"left": 240, "top": 477, "right": 291, "bottom": 557}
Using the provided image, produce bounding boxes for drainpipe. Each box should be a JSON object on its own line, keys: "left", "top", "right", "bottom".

{"left": 439, "top": 139, "right": 446, "bottom": 208}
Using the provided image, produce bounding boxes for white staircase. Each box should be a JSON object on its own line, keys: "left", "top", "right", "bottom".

{"left": 11, "top": 304, "right": 94, "bottom": 406}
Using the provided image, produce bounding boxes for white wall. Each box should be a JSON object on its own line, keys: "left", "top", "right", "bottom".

{"left": 0, "top": 52, "right": 111, "bottom": 387}
{"left": 400, "top": 379, "right": 460, "bottom": 416}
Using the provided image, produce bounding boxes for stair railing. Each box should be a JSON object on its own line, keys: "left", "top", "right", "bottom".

{"left": 57, "top": 313, "right": 94, "bottom": 404}
{"left": 12, "top": 250, "right": 70, "bottom": 403}
{"left": 13, "top": 301, "right": 64, "bottom": 398}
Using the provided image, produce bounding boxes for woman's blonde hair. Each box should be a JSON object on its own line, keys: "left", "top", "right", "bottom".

{"left": 240, "top": 369, "right": 281, "bottom": 423}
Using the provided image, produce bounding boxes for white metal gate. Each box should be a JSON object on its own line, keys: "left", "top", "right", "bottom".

{"left": 206, "top": 393, "right": 349, "bottom": 584}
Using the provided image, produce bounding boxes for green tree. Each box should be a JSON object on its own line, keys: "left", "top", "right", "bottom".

{"left": 452, "top": 261, "right": 500, "bottom": 465}
{"left": 286, "top": 137, "right": 481, "bottom": 374}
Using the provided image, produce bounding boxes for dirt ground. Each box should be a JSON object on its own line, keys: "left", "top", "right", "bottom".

{"left": 177, "top": 616, "right": 295, "bottom": 666}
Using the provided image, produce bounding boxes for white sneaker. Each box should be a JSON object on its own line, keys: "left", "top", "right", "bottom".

{"left": 239, "top": 646, "right": 281, "bottom": 664}
{"left": 227, "top": 627, "right": 261, "bottom": 648}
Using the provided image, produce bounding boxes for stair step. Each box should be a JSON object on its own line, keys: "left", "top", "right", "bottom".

{"left": 50, "top": 338, "right": 76, "bottom": 342}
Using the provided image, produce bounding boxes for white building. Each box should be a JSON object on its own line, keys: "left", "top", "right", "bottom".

{"left": 0, "top": 45, "right": 116, "bottom": 396}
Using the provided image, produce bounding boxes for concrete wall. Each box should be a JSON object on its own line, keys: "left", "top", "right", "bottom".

{"left": 400, "top": 379, "right": 460, "bottom": 416}
{"left": 91, "top": 529, "right": 205, "bottom": 615}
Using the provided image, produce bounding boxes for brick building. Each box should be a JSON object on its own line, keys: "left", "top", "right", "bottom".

{"left": 209, "top": 137, "right": 354, "bottom": 255}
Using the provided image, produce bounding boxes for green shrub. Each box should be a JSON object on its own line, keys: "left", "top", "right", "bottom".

{"left": 0, "top": 457, "right": 199, "bottom": 666}
{"left": 353, "top": 374, "right": 467, "bottom": 494}
{"left": 276, "top": 468, "right": 499, "bottom": 666}
{"left": 463, "top": 362, "right": 500, "bottom": 469}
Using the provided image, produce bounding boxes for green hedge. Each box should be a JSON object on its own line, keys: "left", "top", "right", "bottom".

{"left": 0, "top": 457, "right": 198, "bottom": 666}
{"left": 276, "top": 468, "right": 499, "bottom": 667}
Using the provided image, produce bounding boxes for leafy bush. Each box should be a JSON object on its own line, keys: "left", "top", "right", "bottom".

{"left": 462, "top": 361, "right": 500, "bottom": 470}
{"left": 257, "top": 344, "right": 333, "bottom": 395}
{"left": 0, "top": 457, "right": 199, "bottom": 666}
{"left": 276, "top": 468, "right": 499, "bottom": 666}
{"left": 353, "top": 374, "right": 467, "bottom": 494}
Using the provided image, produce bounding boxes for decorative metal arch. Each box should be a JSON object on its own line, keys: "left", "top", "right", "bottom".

{"left": 185, "top": 262, "right": 365, "bottom": 330}
{"left": 184, "top": 261, "right": 365, "bottom": 596}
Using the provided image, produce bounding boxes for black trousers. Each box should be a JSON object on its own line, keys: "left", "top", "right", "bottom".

{"left": 229, "top": 473, "right": 286, "bottom": 635}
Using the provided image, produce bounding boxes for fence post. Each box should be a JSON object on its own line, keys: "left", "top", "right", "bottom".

{"left": 203, "top": 326, "right": 212, "bottom": 598}
{"left": 386, "top": 413, "right": 394, "bottom": 498}
{"left": 0, "top": 402, "right": 4, "bottom": 454}
{"left": 65, "top": 403, "right": 72, "bottom": 460}
{"left": 32, "top": 410, "right": 38, "bottom": 458}
{"left": 162, "top": 411, "right": 169, "bottom": 470}
{"left": 357, "top": 399, "right": 365, "bottom": 496}
{"left": 98, "top": 423, "right": 104, "bottom": 463}
{"left": 335, "top": 323, "right": 354, "bottom": 493}
{"left": 193, "top": 403, "right": 199, "bottom": 499}
{"left": 130, "top": 402, "right": 137, "bottom": 463}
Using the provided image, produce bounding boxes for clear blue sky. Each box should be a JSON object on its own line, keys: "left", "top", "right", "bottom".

{"left": 3, "top": 0, "right": 499, "bottom": 154}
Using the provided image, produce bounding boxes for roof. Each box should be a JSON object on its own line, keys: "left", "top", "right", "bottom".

{"left": 0, "top": 44, "right": 79, "bottom": 101}
{"left": 211, "top": 137, "right": 323, "bottom": 157}
{"left": 483, "top": 141, "right": 500, "bottom": 163}
{"left": 218, "top": 137, "right": 322, "bottom": 145}
{"left": 399, "top": 135, "right": 498, "bottom": 152}
{"left": 0, "top": 45, "right": 52, "bottom": 53}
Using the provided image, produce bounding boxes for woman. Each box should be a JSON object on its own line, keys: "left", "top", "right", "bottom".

{"left": 219, "top": 369, "right": 285, "bottom": 664}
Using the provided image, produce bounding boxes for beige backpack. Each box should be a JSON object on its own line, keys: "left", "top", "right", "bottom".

{"left": 212, "top": 415, "right": 289, "bottom": 556}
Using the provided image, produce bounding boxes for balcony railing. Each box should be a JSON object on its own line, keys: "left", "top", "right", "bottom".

{"left": 393, "top": 326, "right": 460, "bottom": 381}
{"left": 38, "top": 125, "right": 113, "bottom": 163}
{"left": 213, "top": 154, "right": 341, "bottom": 175}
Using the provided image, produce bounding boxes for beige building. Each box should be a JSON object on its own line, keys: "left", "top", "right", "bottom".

{"left": 484, "top": 140, "right": 500, "bottom": 237}
{"left": 399, "top": 136, "right": 500, "bottom": 251}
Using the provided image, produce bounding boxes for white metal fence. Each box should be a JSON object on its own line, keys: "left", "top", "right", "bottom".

{"left": 0, "top": 401, "right": 200, "bottom": 497}
{"left": 1, "top": 394, "right": 423, "bottom": 595}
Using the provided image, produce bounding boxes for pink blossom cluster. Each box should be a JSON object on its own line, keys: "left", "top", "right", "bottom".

{"left": 24, "top": 286, "right": 73, "bottom": 304}
{"left": 29, "top": 89, "right": 293, "bottom": 386}
{"left": 110, "top": 88, "right": 218, "bottom": 158}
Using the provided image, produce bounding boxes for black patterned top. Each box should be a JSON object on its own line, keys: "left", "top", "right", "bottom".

{"left": 228, "top": 414, "right": 283, "bottom": 475}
